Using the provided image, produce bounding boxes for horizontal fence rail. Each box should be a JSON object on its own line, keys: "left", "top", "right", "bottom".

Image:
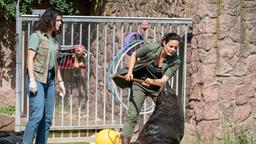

{"left": 20, "top": 15, "right": 192, "bottom": 24}
{"left": 16, "top": 15, "right": 192, "bottom": 142}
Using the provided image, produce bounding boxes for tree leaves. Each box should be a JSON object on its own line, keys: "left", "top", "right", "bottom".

{"left": 0, "top": 0, "right": 79, "bottom": 20}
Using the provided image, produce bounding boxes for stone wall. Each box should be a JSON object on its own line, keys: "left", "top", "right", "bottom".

{"left": 0, "top": 16, "right": 16, "bottom": 132}
{"left": 187, "top": 0, "right": 256, "bottom": 140}
{"left": 102, "top": 0, "right": 186, "bottom": 17}
{"left": 0, "top": 19, "right": 16, "bottom": 108}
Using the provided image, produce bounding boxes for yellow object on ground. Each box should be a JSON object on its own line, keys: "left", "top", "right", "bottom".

{"left": 96, "top": 129, "right": 121, "bottom": 144}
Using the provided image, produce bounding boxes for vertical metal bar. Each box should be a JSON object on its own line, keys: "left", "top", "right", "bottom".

{"left": 169, "top": 24, "right": 172, "bottom": 33}
{"left": 25, "top": 23, "right": 31, "bottom": 122}
{"left": 117, "top": 25, "right": 125, "bottom": 124}
{"left": 183, "top": 25, "right": 188, "bottom": 117}
{"left": 95, "top": 24, "right": 99, "bottom": 125}
{"left": 120, "top": 24, "right": 124, "bottom": 124}
{"left": 129, "top": 23, "right": 132, "bottom": 32}
{"left": 153, "top": 24, "right": 156, "bottom": 42}
{"left": 60, "top": 22, "right": 65, "bottom": 138}
{"left": 70, "top": 96, "right": 73, "bottom": 138}
{"left": 161, "top": 24, "right": 164, "bottom": 38}
{"left": 77, "top": 23, "right": 83, "bottom": 134}
{"left": 145, "top": 24, "right": 148, "bottom": 40}
{"left": 22, "top": 23, "right": 30, "bottom": 116}
{"left": 61, "top": 96, "right": 64, "bottom": 137}
{"left": 169, "top": 24, "right": 175, "bottom": 88}
{"left": 62, "top": 23, "right": 66, "bottom": 45}
{"left": 79, "top": 23, "right": 83, "bottom": 44}
{"left": 137, "top": 22, "right": 140, "bottom": 33}
{"left": 71, "top": 23, "right": 74, "bottom": 45}
{"left": 70, "top": 93, "right": 73, "bottom": 125}
{"left": 112, "top": 23, "right": 116, "bottom": 124}
{"left": 103, "top": 23, "right": 107, "bottom": 125}
{"left": 77, "top": 23, "right": 83, "bottom": 138}
{"left": 86, "top": 24, "right": 91, "bottom": 126}
{"left": 15, "top": 0, "right": 21, "bottom": 131}
{"left": 69, "top": 18, "right": 74, "bottom": 137}
{"left": 176, "top": 25, "right": 180, "bottom": 94}
{"left": 25, "top": 23, "right": 29, "bottom": 122}
{"left": 142, "top": 19, "right": 148, "bottom": 123}
{"left": 23, "top": 24, "right": 28, "bottom": 124}
{"left": 69, "top": 23, "right": 74, "bottom": 138}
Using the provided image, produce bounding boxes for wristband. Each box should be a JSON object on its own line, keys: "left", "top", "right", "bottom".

{"left": 58, "top": 80, "right": 64, "bottom": 84}
{"left": 29, "top": 77, "right": 35, "bottom": 81}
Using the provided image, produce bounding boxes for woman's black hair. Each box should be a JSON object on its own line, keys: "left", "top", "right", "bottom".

{"left": 36, "top": 7, "right": 62, "bottom": 37}
{"left": 161, "top": 33, "right": 181, "bottom": 46}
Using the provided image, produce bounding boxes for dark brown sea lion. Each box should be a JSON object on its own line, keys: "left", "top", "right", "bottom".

{"left": 131, "top": 84, "right": 184, "bottom": 144}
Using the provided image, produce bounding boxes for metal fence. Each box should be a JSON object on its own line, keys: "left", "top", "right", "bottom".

{"left": 15, "top": 14, "right": 192, "bottom": 142}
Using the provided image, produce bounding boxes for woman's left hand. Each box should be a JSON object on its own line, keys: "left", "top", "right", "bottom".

{"left": 143, "top": 78, "right": 154, "bottom": 87}
{"left": 58, "top": 81, "right": 66, "bottom": 97}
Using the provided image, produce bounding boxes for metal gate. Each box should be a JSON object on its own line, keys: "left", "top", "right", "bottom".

{"left": 15, "top": 13, "right": 192, "bottom": 142}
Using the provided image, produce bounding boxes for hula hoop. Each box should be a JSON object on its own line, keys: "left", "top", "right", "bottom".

{"left": 123, "top": 32, "right": 144, "bottom": 56}
{"left": 113, "top": 41, "right": 155, "bottom": 113}
{"left": 106, "top": 40, "right": 144, "bottom": 110}
{"left": 106, "top": 40, "right": 155, "bottom": 114}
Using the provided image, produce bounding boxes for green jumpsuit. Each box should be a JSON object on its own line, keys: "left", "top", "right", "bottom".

{"left": 112, "top": 42, "right": 181, "bottom": 138}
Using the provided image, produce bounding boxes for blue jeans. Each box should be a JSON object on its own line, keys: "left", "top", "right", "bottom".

{"left": 23, "top": 70, "right": 55, "bottom": 144}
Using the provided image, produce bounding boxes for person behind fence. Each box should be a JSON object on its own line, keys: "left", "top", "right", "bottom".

{"left": 23, "top": 7, "right": 66, "bottom": 144}
{"left": 112, "top": 33, "right": 182, "bottom": 144}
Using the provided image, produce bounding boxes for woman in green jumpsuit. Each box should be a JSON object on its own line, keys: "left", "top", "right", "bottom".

{"left": 112, "top": 33, "right": 181, "bottom": 144}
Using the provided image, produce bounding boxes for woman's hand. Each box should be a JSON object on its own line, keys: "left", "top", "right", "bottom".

{"left": 29, "top": 77, "right": 37, "bottom": 94}
{"left": 144, "top": 76, "right": 167, "bottom": 87}
{"left": 125, "top": 73, "right": 133, "bottom": 81}
{"left": 58, "top": 81, "right": 66, "bottom": 97}
{"left": 144, "top": 78, "right": 154, "bottom": 87}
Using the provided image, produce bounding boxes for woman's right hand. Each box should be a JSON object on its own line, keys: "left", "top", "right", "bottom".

{"left": 29, "top": 77, "right": 37, "bottom": 94}
{"left": 125, "top": 73, "right": 133, "bottom": 81}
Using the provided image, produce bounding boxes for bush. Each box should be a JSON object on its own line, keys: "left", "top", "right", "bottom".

{"left": 0, "top": 106, "right": 15, "bottom": 115}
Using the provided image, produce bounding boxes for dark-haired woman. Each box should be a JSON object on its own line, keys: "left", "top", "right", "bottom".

{"left": 112, "top": 33, "right": 182, "bottom": 144}
{"left": 23, "top": 7, "right": 65, "bottom": 144}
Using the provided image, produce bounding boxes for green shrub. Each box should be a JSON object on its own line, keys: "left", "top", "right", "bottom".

{"left": 0, "top": 105, "right": 15, "bottom": 115}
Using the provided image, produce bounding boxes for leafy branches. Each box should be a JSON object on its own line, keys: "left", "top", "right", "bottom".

{"left": 0, "top": 0, "right": 79, "bottom": 20}
{"left": 49, "top": 0, "right": 79, "bottom": 15}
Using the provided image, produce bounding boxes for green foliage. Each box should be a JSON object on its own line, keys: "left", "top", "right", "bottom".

{"left": 0, "top": 105, "right": 15, "bottom": 115}
{"left": 49, "top": 0, "right": 79, "bottom": 15}
{"left": 0, "top": 0, "right": 32, "bottom": 20}
{"left": 0, "top": 0, "right": 18, "bottom": 20}
{"left": 235, "top": 130, "right": 253, "bottom": 144}
{"left": 222, "top": 130, "right": 253, "bottom": 144}
{"left": 0, "top": 0, "right": 79, "bottom": 20}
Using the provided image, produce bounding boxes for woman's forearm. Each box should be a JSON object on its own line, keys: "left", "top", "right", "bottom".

{"left": 146, "top": 75, "right": 169, "bottom": 87}
{"left": 56, "top": 67, "right": 63, "bottom": 82}
{"left": 27, "top": 50, "right": 36, "bottom": 79}
{"left": 127, "top": 52, "right": 136, "bottom": 74}
{"left": 152, "top": 78, "right": 166, "bottom": 87}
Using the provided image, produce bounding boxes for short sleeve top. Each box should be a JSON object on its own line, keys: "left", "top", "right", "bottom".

{"left": 28, "top": 32, "right": 57, "bottom": 70}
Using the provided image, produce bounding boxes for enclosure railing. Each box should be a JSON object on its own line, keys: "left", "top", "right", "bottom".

{"left": 16, "top": 14, "right": 192, "bottom": 142}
